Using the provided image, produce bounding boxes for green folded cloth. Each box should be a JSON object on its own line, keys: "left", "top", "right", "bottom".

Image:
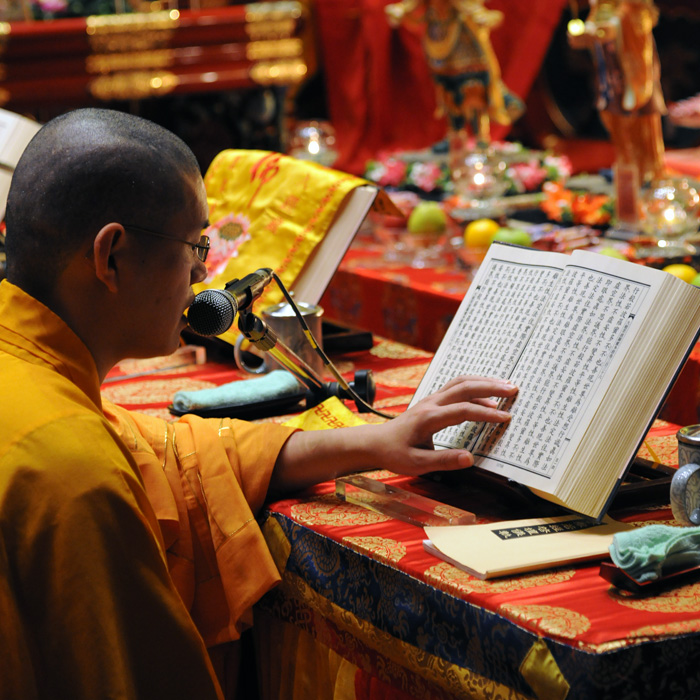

{"left": 172, "top": 369, "right": 302, "bottom": 412}
{"left": 609, "top": 524, "right": 700, "bottom": 583}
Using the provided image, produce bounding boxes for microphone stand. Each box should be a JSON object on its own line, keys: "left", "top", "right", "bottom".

{"left": 237, "top": 273, "right": 395, "bottom": 419}
{"left": 237, "top": 308, "right": 326, "bottom": 395}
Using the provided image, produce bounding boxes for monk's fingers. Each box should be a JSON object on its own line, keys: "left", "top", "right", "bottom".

{"left": 401, "top": 445, "right": 475, "bottom": 475}
{"left": 470, "top": 397, "right": 502, "bottom": 409}
{"left": 416, "top": 400, "right": 512, "bottom": 437}
{"left": 428, "top": 376, "right": 517, "bottom": 406}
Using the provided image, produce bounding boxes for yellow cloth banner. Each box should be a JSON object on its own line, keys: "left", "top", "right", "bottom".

{"left": 200, "top": 150, "right": 368, "bottom": 346}
{"left": 520, "top": 638, "right": 570, "bottom": 700}
{"left": 283, "top": 397, "right": 368, "bottom": 431}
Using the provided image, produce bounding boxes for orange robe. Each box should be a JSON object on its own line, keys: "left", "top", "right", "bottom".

{"left": 0, "top": 280, "right": 296, "bottom": 699}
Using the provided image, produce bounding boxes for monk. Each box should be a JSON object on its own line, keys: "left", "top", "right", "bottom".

{"left": 0, "top": 108, "right": 517, "bottom": 699}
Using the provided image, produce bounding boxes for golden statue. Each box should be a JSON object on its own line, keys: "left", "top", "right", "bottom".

{"left": 386, "top": 0, "right": 523, "bottom": 154}
{"left": 568, "top": 0, "right": 666, "bottom": 186}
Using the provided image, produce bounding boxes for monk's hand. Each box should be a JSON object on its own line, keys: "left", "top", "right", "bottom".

{"left": 373, "top": 375, "right": 517, "bottom": 476}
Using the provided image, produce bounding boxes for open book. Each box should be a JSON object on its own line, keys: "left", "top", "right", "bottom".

{"left": 410, "top": 242, "right": 700, "bottom": 519}
{"left": 291, "top": 184, "right": 378, "bottom": 305}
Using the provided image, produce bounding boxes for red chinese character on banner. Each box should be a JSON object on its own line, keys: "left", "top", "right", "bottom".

{"left": 248, "top": 153, "right": 282, "bottom": 209}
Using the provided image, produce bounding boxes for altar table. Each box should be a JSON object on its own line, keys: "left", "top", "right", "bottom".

{"left": 102, "top": 336, "right": 700, "bottom": 700}
{"left": 321, "top": 240, "right": 469, "bottom": 354}
{"left": 256, "top": 416, "right": 700, "bottom": 700}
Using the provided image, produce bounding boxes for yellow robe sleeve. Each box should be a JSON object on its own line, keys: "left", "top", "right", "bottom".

{"left": 0, "top": 414, "right": 223, "bottom": 700}
{"left": 103, "top": 401, "right": 298, "bottom": 646}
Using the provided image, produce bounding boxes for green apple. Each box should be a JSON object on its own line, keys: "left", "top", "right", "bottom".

{"left": 598, "top": 246, "right": 627, "bottom": 260}
{"left": 691, "top": 273, "right": 700, "bottom": 287}
{"left": 407, "top": 201, "right": 448, "bottom": 234}
{"left": 492, "top": 227, "right": 532, "bottom": 247}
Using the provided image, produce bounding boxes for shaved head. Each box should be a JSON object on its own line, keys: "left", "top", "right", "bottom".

{"left": 4, "top": 108, "right": 201, "bottom": 298}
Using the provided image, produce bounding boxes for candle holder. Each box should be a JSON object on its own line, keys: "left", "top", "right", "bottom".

{"left": 451, "top": 149, "right": 509, "bottom": 217}
{"left": 287, "top": 120, "right": 338, "bottom": 167}
{"left": 639, "top": 177, "right": 700, "bottom": 255}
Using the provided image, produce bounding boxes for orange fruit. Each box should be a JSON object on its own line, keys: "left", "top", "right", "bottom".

{"left": 463, "top": 218, "right": 499, "bottom": 249}
{"left": 663, "top": 263, "right": 698, "bottom": 284}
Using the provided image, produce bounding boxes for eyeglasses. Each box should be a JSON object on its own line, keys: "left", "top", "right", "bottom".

{"left": 124, "top": 224, "right": 210, "bottom": 262}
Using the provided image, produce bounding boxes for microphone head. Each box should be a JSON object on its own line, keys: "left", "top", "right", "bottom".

{"left": 187, "top": 288, "right": 237, "bottom": 337}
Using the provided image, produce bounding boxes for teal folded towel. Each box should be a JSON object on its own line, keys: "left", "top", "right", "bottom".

{"left": 609, "top": 524, "right": 700, "bottom": 583}
{"left": 172, "top": 369, "right": 302, "bottom": 412}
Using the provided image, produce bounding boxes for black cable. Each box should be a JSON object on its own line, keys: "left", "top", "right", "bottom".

{"left": 272, "top": 272, "right": 396, "bottom": 420}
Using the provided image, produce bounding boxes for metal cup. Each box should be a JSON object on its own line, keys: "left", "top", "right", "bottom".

{"left": 677, "top": 424, "right": 700, "bottom": 467}
{"left": 234, "top": 300, "right": 324, "bottom": 376}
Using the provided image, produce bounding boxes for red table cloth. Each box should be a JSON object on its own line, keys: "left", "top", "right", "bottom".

{"left": 102, "top": 336, "right": 700, "bottom": 699}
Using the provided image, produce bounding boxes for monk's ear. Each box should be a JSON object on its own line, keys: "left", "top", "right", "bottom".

{"left": 91, "top": 223, "right": 126, "bottom": 294}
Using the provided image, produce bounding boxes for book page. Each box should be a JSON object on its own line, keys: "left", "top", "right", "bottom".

{"left": 474, "top": 261, "right": 652, "bottom": 484}
{"left": 412, "top": 243, "right": 569, "bottom": 449}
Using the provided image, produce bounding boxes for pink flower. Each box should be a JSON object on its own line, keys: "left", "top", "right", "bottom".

{"left": 408, "top": 162, "right": 443, "bottom": 191}
{"left": 544, "top": 155, "right": 573, "bottom": 180}
{"left": 365, "top": 156, "right": 408, "bottom": 187}
{"left": 204, "top": 213, "right": 251, "bottom": 281}
{"left": 35, "top": 0, "right": 67, "bottom": 11}
{"left": 509, "top": 160, "right": 548, "bottom": 192}
{"left": 380, "top": 158, "right": 408, "bottom": 187}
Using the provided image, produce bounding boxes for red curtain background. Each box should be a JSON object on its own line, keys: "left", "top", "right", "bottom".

{"left": 313, "top": 0, "right": 569, "bottom": 174}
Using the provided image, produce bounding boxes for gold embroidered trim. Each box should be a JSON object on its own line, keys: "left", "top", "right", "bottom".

{"left": 86, "top": 48, "right": 174, "bottom": 74}
{"left": 86, "top": 9, "right": 179, "bottom": 33}
{"left": 275, "top": 571, "right": 530, "bottom": 700}
{"left": 245, "top": 19, "right": 296, "bottom": 40}
{"left": 161, "top": 423, "right": 169, "bottom": 471}
{"left": 115, "top": 412, "right": 140, "bottom": 452}
{"left": 224, "top": 513, "right": 255, "bottom": 539}
{"left": 245, "top": 1, "right": 302, "bottom": 24}
{"left": 246, "top": 38, "right": 303, "bottom": 61}
{"left": 0, "top": 23, "right": 9, "bottom": 56}
{"left": 86, "top": 10, "right": 179, "bottom": 53}
{"left": 170, "top": 427, "right": 180, "bottom": 463}
{"left": 88, "top": 71, "right": 178, "bottom": 101}
{"left": 249, "top": 59, "right": 307, "bottom": 85}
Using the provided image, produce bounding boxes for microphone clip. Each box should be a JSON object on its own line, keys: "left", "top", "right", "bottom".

{"left": 237, "top": 309, "right": 277, "bottom": 352}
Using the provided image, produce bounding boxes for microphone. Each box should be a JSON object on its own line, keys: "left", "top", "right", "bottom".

{"left": 187, "top": 268, "right": 273, "bottom": 337}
